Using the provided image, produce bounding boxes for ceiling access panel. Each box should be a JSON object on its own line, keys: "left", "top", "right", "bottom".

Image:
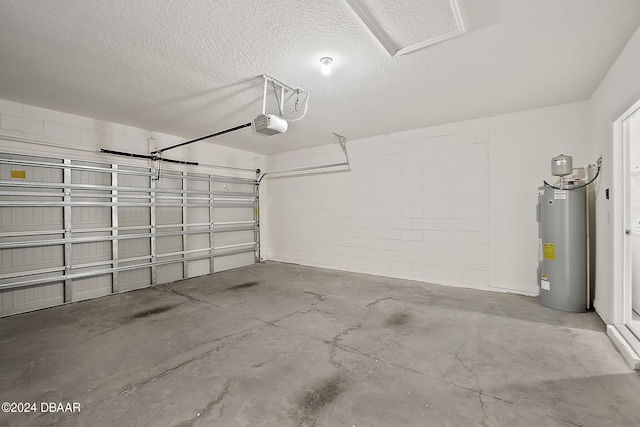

{"left": 345, "top": 0, "right": 466, "bottom": 56}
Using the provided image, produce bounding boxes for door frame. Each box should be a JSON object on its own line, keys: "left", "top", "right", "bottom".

{"left": 610, "top": 97, "right": 640, "bottom": 369}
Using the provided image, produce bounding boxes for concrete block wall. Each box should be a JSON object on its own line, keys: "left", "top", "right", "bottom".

{"left": 264, "top": 119, "right": 490, "bottom": 289}
{"left": 0, "top": 99, "right": 262, "bottom": 175}
{"left": 264, "top": 102, "right": 591, "bottom": 294}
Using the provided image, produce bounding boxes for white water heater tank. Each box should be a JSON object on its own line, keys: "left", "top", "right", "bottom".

{"left": 537, "top": 182, "right": 587, "bottom": 312}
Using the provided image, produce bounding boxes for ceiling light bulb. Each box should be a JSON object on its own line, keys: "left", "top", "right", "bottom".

{"left": 320, "top": 57, "right": 333, "bottom": 75}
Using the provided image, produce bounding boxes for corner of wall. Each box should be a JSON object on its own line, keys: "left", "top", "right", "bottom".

{"left": 589, "top": 24, "right": 640, "bottom": 325}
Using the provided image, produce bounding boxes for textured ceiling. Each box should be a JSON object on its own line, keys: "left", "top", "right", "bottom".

{"left": 1, "top": 0, "right": 640, "bottom": 155}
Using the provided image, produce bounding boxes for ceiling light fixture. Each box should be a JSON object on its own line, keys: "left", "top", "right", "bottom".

{"left": 320, "top": 57, "right": 333, "bottom": 75}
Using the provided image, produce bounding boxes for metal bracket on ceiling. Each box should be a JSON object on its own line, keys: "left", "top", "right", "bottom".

{"left": 98, "top": 75, "right": 310, "bottom": 167}
{"left": 256, "top": 132, "right": 350, "bottom": 184}
{"left": 261, "top": 74, "right": 310, "bottom": 121}
{"left": 145, "top": 75, "right": 309, "bottom": 158}
{"left": 333, "top": 132, "right": 349, "bottom": 162}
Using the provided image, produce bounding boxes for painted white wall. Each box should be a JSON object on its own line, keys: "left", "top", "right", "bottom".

{"left": 0, "top": 99, "right": 264, "bottom": 176}
{"left": 488, "top": 102, "right": 590, "bottom": 294}
{"left": 266, "top": 120, "right": 490, "bottom": 289}
{"left": 264, "top": 103, "right": 590, "bottom": 294}
{"left": 589, "top": 26, "right": 640, "bottom": 325}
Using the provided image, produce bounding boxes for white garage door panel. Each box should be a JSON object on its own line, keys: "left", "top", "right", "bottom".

{"left": 0, "top": 152, "right": 258, "bottom": 317}
{"left": 119, "top": 268, "right": 151, "bottom": 292}
{"left": 212, "top": 181, "right": 254, "bottom": 193}
{"left": 215, "top": 230, "right": 255, "bottom": 247}
{"left": 119, "top": 237, "right": 151, "bottom": 260}
{"left": 215, "top": 252, "right": 256, "bottom": 272}
{"left": 187, "top": 259, "right": 210, "bottom": 278}
{"left": 187, "top": 174, "right": 209, "bottom": 190}
{"left": 0, "top": 206, "right": 63, "bottom": 231}
{"left": 72, "top": 206, "right": 111, "bottom": 229}
{"left": 119, "top": 167, "right": 150, "bottom": 186}
{"left": 157, "top": 234, "right": 183, "bottom": 255}
{"left": 157, "top": 262, "right": 183, "bottom": 284}
{"left": 72, "top": 240, "right": 112, "bottom": 265}
{"left": 156, "top": 176, "right": 182, "bottom": 189}
{"left": 187, "top": 229, "right": 211, "bottom": 279}
{"left": 71, "top": 161, "right": 111, "bottom": 185}
{"left": 189, "top": 206, "right": 209, "bottom": 224}
{"left": 215, "top": 207, "right": 255, "bottom": 222}
{"left": 0, "top": 244, "right": 64, "bottom": 276}
{"left": 0, "top": 282, "right": 64, "bottom": 316}
{"left": 156, "top": 207, "right": 182, "bottom": 226}
{"left": 72, "top": 274, "right": 111, "bottom": 301}
{"left": 1, "top": 154, "right": 63, "bottom": 182}
{"left": 187, "top": 233, "right": 209, "bottom": 251}
{"left": 118, "top": 206, "right": 150, "bottom": 227}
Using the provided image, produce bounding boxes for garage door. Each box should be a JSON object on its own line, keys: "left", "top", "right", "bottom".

{"left": 0, "top": 153, "right": 258, "bottom": 316}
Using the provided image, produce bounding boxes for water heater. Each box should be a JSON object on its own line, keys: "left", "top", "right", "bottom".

{"left": 536, "top": 182, "right": 587, "bottom": 312}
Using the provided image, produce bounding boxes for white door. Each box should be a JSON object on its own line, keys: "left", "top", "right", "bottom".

{"left": 611, "top": 98, "right": 640, "bottom": 367}
{"left": 626, "top": 109, "right": 640, "bottom": 334}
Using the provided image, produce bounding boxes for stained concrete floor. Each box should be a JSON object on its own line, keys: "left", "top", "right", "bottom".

{"left": 1, "top": 262, "right": 639, "bottom": 427}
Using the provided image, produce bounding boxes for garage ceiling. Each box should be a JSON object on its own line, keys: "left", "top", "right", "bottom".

{"left": 1, "top": 0, "right": 639, "bottom": 155}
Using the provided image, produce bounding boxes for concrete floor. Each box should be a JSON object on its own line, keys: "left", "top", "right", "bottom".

{"left": 1, "top": 262, "right": 639, "bottom": 427}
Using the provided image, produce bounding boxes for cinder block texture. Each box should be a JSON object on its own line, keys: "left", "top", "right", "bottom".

{"left": 266, "top": 119, "right": 490, "bottom": 289}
